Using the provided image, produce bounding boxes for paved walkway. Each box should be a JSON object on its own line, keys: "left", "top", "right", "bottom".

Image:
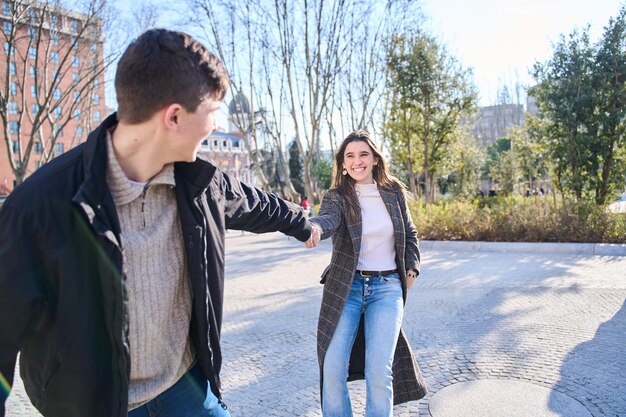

{"left": 5, "top": 232, "right": 626, "bottom": 416}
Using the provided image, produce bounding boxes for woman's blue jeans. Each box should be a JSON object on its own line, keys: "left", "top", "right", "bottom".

{"left": 322, "top": 272, "right": 403, "bottom": 417}
{"left": 128, "top": 364, "right": 231, "bottom": 417}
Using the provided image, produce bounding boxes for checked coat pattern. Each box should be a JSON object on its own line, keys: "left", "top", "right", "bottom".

{"left": 310, "top": 185, "right": 428, "bottom": 405}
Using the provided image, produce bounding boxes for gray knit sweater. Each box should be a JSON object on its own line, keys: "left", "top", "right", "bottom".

{"left": 105, "top": 135, "right": 194, "bottom": 410}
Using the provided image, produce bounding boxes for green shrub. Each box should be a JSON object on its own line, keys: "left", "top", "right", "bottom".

{"left": 411, "top": 195, "right": 626, "bottom": 243}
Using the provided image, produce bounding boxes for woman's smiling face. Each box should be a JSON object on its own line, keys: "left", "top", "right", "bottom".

{"left": 343, "top": 140, "right": 377, "bottom": 185}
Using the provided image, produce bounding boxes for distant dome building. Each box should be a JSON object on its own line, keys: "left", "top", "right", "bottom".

{"left": 228, "top": 91, "right": 251, "bottom": 133}
{"left": 195, "top": 91, "right": 256, "bottom": 186}
{"left": 229, "top": 91, "right": 250, "bottom": 114}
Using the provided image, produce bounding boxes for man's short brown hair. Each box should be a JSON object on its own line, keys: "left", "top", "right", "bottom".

{"left": 115, "top": 29, "right": 230, "bottom": 124}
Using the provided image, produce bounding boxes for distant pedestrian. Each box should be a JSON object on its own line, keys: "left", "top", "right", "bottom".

{"left": 0, "top": 29, "right": 314, "bottom": 417}
{"left": 301, "top": 195, "right": 311, "bottom": 217}
{"left": 305, "top": 130, "right": 427, "bottom": 416}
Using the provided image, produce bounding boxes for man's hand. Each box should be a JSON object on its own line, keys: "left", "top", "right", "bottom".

{"left": 306, "top": 224, "right": 321, "bottom": 248}
{"left": 406, "top": 269, "right": 418, "bottom": 289}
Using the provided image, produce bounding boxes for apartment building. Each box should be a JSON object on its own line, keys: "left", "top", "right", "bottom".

{"left": 470, "top": 103, "right": 525, "bottom": 145}
{"left": 200, "top": 131, "right": 254, "bottom": 185}
{"left": 0, "top": 0, "right": 106, "bottom": 190}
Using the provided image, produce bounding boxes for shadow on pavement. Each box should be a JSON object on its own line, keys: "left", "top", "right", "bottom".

{"left": 406, "top": 249, "right": 624, "bottom": 416}
{"left": 549, "top": 298, "right": 626, "bottom": 417}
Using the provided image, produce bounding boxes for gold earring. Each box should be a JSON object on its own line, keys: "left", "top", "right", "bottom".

{"left": 342, "top": 169, "right": 348, "bottom": 176}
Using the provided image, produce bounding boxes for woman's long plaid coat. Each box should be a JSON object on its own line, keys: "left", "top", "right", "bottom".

{"left": 310, "top": 185, "right": 427, "bottom": 405}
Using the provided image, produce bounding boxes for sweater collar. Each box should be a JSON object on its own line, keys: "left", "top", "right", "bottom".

{"left": 105, "top": 132, "right": 175, "bottom": 206}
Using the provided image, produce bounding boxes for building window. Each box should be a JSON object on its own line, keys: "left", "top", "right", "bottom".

{"left": 71, "top": 55, "right": 79, "bottom": 68}
{"left": 4, "top": 41, "right": 9, "bottom": 54}
{"left": 9, "top": 61, "right": 15, "bottom": 75}
{"left": 3, "top": 21, "right": 12, "bottom": 33}
{"left": 50, "top": 14, "right": 58, "bottom": 29}
{"left": 92, "top": 93, "right": 99, "bottom": 104}
{"left": 27, "top": 8, "right": 38, "bottom": 22}
{"left": 53, "top": 107, "right": 62, "bottom": 119}
{"left": 73, "top": 108, "right": 81, "bottom": 118}
{"left": 71, "top": 38, "right": 78, "bottom": 50}
{"left": 31, "top": 85, "right": 37, "bottom": 97}
{"left": 50, "top": 32, "right": 59, "bottom": 46}
{"left": 29, "top": 65, "right": 36, "bottom": 77}
{"left": 9, "top": 122, "right": 18, "bottom": 135}
{"left": 28, "top": 27, "right": 38, "bottom": 40}
{"left": 73, "top": 90, "right": 80, "bottom": 101}
{"left": 70, "top": 19, "right": 78, "bottom": 33}
{"left": 55, "top": 142, "right": 64, "bottom": 154}
{"left": 10, "top": 82, "right": 17, "bottom": 96}
{"left": 53, "top": 88, "right": 61, "bottom": 100}
{"left": 91, "top": 43, "right": 97, "bottom": 53}
{"left": 54, "top": 126, "right": 63, "bottom": 138}
{"left": 35, "top": 141, "right": 43, "bottom": 154}
{"left": 93, "top": 111, "right": 100, "bottom": 122}
{"left": 11, "top": 140, "right": 19, "bottom": 152}
{"left": 31, "top": 103, "right": 39, "bottom": 114}
{"left": 8, "top": 101, "right": 17, "bottom": 114}
{"left": 75, "top": 126, "right": 83, "bottom": 139}
{"left": 29, "top": 46, "right": 36, "bottom": 60}
{"left": 51, "top": 51, "right": 59, "bottom": 65}
{"left": 94, "top": 78, "right": 100, "bottom": 88}
{"left": 2, "top": 2, "right": 11, "bottom": 15}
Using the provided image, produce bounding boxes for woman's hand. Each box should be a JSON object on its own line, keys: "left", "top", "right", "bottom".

{"left": 306, "top": 224, "right": 321, "bottom": 248}
{"left": 406, "top": 269, "right": 418, "bottom": 289}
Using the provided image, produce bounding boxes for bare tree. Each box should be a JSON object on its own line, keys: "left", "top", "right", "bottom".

{"left": 0, "top": 0, "right": 119, "bottom": 185}
{"left": 183, "top": 0, "right": 422, "bottom": 199}
{"left": 129, "top": 1, "right": 160, "bottom": 36}
{"left": 273, "top": 0, "right": 356, "bottom": 202}
{"left": 188, "top": 0, "right": 276, "bottom": 191}
{"left": 335, "top": 0, "right": 421, "bottom": 149}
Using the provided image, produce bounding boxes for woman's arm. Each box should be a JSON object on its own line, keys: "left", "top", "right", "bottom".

{"left": 398, "top": 189, "right": 420, "bottom": 275}
{"left": 309, "top": 189, "right": 344, "bottom": 241}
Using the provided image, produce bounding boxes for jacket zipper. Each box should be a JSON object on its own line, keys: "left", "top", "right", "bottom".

{"left": 192, "top": 195, "right": 227, "bottom": 408}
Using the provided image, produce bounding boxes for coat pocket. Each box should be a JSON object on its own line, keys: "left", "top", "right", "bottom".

{"left": 319, "top": 265, "right": 331, "bottom": 284}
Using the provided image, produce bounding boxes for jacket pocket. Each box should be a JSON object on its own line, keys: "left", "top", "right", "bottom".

{"left": 319, "top": 265, "right": 331, "bottom": 284}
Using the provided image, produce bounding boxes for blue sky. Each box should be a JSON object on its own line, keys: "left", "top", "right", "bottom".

{"left": 108, "top": 0, "right": 625, "bottom": 111}
{"left": 421, "top": 0, "right": 625, "bottom": 105}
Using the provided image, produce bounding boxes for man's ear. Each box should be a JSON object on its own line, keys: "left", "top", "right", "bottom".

{"left": 163, "top": 104, "right": 183, "bottom": 131}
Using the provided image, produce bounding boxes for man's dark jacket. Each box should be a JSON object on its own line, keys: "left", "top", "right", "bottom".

{"left": 0, "top": 114, "right": 312, "bottom": 417}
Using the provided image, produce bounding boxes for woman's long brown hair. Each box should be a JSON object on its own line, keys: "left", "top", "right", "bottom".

{"left": 331, "top": 130, "right": 407, "bottom": 224}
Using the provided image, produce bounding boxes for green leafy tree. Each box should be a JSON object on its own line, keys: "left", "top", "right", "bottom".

{"left": 511, "top": 123, "right": 550, "bottom": 192}
{"left": 312, "top": 158, "right": 332, "bottom": 191}
{"left": 489, "top": 150, "right": 522, "bottom": 195}
{"left": 482, "top": 137, "right": 511, "bottom": 180}
{"left": 532, "top": 7, "right": 626, "bottom": 204}
{"left": 591, "top": 7, "right": 626, "bottom": 203}
{"left": 440, "top": 126, "right": 485, "bottom": 198}
{"left": 384, "top": 32, "right": 477, "bottom": 203}
{"left": 288, "top": 140, "right": 304, "bottom": 196}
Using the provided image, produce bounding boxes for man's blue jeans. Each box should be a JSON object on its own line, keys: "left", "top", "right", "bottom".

{"left": 322, "top": 272, "right": 403, "bottom": 417}
{"left": 128, "top": 364, "right": 231, "bottom": 417}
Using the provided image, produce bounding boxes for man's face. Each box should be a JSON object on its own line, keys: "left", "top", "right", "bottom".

{"left": 175, "top": 95, "right": 222, "bottom": 162}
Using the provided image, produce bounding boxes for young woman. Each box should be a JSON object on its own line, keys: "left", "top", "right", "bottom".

{"left": 309, "top": 130, "right": 427, "bottom": 416}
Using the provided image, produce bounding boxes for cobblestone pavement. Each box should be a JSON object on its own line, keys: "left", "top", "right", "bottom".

{"left": 6, "top": 232, "right": 626, "bottom": 416}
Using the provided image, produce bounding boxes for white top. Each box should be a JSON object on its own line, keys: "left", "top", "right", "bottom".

{"left": 355, "top": 182, "right": 397, "bottom": 270}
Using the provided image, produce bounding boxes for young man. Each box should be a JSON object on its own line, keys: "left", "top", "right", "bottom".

{"left": 0, "top": 29, "right": 318, "bottom": 417}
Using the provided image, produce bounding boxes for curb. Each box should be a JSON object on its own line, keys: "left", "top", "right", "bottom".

{"left": 421, "top": 240, "right": 626, "bottom": 256}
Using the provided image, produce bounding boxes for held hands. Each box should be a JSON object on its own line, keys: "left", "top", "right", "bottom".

{"left": 306, "top": 224, "right": 322, "bottom": 249}
{"left": 406, "top": 269, "right": 418, "bottom": 289}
